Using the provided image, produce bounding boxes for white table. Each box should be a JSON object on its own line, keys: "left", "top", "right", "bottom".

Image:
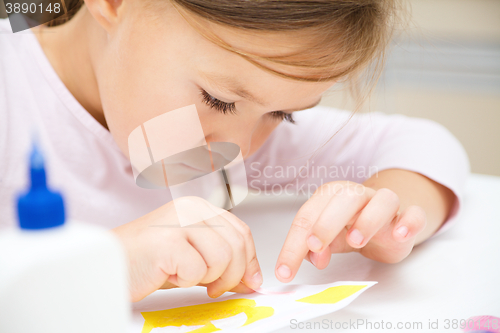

{"left": 131, "top": 174, "right": 500, "bottom": 332}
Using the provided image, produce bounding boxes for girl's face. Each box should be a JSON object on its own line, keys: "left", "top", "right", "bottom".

{"left": 93, "top": 1, "right": 334, "bottom": 159}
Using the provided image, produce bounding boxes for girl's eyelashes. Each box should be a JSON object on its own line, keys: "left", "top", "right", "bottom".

{"left": 199, "top": 88, "right": 295, "bottom": 124}
{"left": 269, "top": 111, "right": 295, "bottom": 124}
{"left": 200, "top": 89, "right": 236, "bottom": 115}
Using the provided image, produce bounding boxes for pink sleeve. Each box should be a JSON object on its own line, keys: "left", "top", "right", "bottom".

{"left": 245, "top": 106, "right": 470, "bottom": 235}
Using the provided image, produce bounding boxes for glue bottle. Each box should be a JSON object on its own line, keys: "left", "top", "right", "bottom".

{"left": 0, "top": 144, "right": 130, "bottom": 332}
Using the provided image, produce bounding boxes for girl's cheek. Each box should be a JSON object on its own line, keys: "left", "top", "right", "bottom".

{"left": 247, "top": 119, "right": 281, "bottom": 156}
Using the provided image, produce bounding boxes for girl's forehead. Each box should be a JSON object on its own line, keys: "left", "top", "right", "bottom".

{"left": 168, "top": 8, "right": 349, "bottom": 83}
{"left": 185, "top": 23, "right": 338, "bottom": 84}
{"left": 205, "top": 24, "right": 314, "bottom": 57}
{"left": 137, "top": 3, "right": 337, "bottom": 96}
{"left": 168, "top": 3, "right": 317, "bottom": 58}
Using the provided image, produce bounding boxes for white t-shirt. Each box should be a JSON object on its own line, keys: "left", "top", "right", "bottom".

{"left": 0, "top": 19, "right": 470, "bottom": 235}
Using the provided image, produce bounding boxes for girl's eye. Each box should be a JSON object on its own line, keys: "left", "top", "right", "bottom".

{"left": 269, "top": 111, "right": 295, "bottom": 124}
{"left": 200, "top": 89, "right": 295, "bottom": 124}
{"left": 200, "top": 89, "right": 236, "bottom": 114}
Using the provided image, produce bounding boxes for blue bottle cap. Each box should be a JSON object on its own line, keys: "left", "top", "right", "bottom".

{"left": 17, "top": 144, "right": 65, "bottom": 229}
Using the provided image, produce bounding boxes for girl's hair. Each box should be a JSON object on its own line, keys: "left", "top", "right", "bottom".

{"left": 46, "top": 0, "right": 84, "bottom": 27}
{"left": 48, "top": 0, "right": 402, "bottom": 107}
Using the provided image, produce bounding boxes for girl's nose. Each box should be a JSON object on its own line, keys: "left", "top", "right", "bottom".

{"left": 202, "top": 114, "right": 271, "bottom": 159}
{"left": 205, "top": 135, "right": 251, "bottom": 158}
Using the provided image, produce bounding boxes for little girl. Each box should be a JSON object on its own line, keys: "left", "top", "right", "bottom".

{"left": 0, "top": 0, "right": 469, "bottom": 302}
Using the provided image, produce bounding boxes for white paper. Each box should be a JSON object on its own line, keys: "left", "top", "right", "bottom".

{"left": 138, "top": 281, "right": 377, "bottom": 333}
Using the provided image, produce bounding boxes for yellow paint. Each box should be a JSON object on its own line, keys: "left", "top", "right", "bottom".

{"left": 141, "top": 298, "right": 274, "bottom": 333}
{"left": 296, "top": 285, "right": 367, "bottom": 304}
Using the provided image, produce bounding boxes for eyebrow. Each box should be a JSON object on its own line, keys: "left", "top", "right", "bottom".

{"left": 199, "top": 71, "right": 323, "bottom": 112}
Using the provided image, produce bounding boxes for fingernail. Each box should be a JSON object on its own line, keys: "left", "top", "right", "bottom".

{"left": 252, "top": 271, "right": 263, "bottom": 285}
{"left": 396, "top": 225, "right": 409, "bottom": 238}
{"left": 277, "top": 265, "right": 291, "bottom": 279}
{"left": 307, "top": 235, "right": 323, "bottom": 252}
{"left": 310, "top": 252, "right": 318, "bottom": 267}
{"left": 349, "top": 229, "right": 364, "bottom": 246}
{"left": 210, "top": 291, "right": 223, "bottom": 298}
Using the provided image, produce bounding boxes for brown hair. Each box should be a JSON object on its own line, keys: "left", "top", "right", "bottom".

{"left": 46, "top": 0, "right": 84, "bottom": 27}
{"left": 48, "top": 0, "right": 402, "bottom": 108}
{"left": 172, "top": 1, "right": 399, "bottom": 80}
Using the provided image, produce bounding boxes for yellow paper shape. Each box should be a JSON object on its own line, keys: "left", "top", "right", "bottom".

{"left": 141, "top": 298, "right": 274, "bottom": 333}
{"left": 296, "top": 285, "right": 367, "bottom": 304}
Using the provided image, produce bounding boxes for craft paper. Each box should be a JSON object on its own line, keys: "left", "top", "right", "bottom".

{"left": 296, "top": 285, "right": 367, "bottom": 304}
{"left": 139, "top": 281, "right": 377, "bottom": 333}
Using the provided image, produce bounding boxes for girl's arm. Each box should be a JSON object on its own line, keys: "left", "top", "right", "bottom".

{"left": 245, "top": 106, "right": 470, "bottom": 280}
{"left": 247, "top": 106, "right": 470, "bottom": 237}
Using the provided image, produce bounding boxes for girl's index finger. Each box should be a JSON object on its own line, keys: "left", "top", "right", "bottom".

{"left": 275, "top": 190, "right": 332, "bottom": 282}
{"left": 308, "top": 185, "right": 374, "bottom": 253}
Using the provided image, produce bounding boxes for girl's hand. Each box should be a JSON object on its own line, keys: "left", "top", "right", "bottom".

{"left": 113, "top": 197, "right": 263, "bottom": 302}
{"left": 275, "top": 181, "right": 427, "bottom": 281}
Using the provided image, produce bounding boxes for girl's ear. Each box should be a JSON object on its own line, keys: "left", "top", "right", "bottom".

{"left": 84, "top": 0, "right": 124, "bottom": 33}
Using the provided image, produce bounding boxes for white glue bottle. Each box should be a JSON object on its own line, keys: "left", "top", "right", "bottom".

{"left": 0, "top": 144, "right": 130, "bottom": 332}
